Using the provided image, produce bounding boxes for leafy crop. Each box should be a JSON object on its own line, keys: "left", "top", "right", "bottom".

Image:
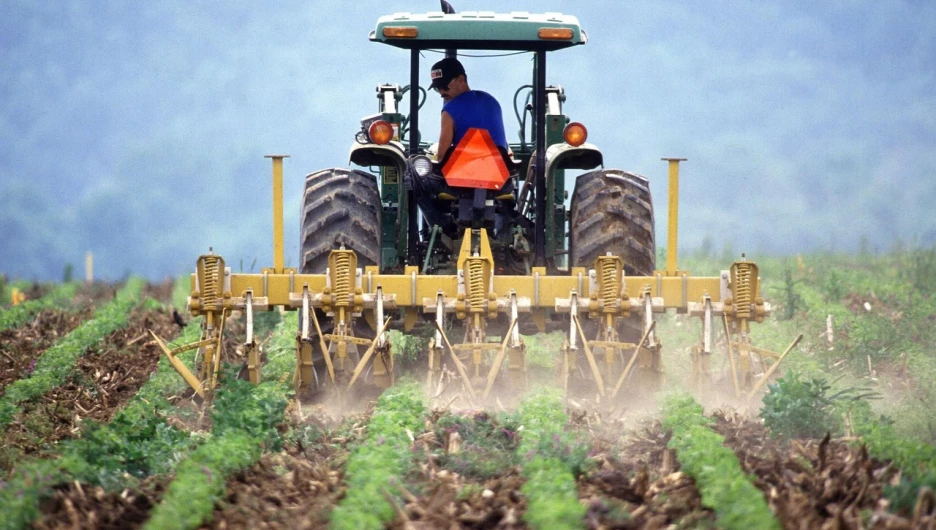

{"left": 853, "top": 416, "right": 936, "bottom": 515}
{"left": 387, "top": 328, "right": 430, "bottom": 366}
{"left": 143, "top": 313, "right": 296, "bottom": 530}
{"left": 662, "top": 393, "right": 779, "bottom": 530}
{"left": 0, "top": 278, "right": 144, "bottom": 429}
{"left": 330, "top": 382, "right": 427, "bottom": 530}
{"left": 0, "top": 299, "right": 201, "bottom": 530}
{"left": 433, "top": 410, "right": 520, "bottom": 479}
{"left": 760, "top": 373, "right": 878, "bottom": 439}
{"left": 516, "top": 389, "right": 589, "bottom": 530}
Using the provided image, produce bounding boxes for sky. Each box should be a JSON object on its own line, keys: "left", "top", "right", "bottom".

{"left": 1, "top": 0, "right": 934, "bottom": 281}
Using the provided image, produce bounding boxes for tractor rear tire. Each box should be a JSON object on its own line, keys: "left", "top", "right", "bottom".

{"left": 299, "top": 168, "right": 381, "bottom": 391}
{"left": 569, "top": 168, "right": 655, "bottom": 275}
{"left": 569, "top": 169, "right": 658, "bottom": 396}
{"left": 300, "top": 168, "right": 381, "bottom": 273}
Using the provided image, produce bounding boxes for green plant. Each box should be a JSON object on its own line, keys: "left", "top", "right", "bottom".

{"left": 820, "top": 269, "right": 848, "bottom": 303}
{"left": 0, "top": 312, "right": 208, "bottom": 529}
{"left": 388, "top": 328, "right": 430, "bottom": 366}
{"left": 516, "top": 389, "right": 588, "bottom": 530}
{"left": 662, "top": 394, "right": 779, "bottom": 530}
{"left": 0, "top": 282, "right": 78, "bottom": 332}
{"left": 521, "top": 331, "right": 565, "bottom": 369}
{"left": 252, "top": 309, "right": 281, "bottom": 338}
{"left": 905, "top": 245, "right": 936, "bottom": 296}
{"left": 885, "top": 473, "right": 936, "bottom": 516}
{"left": 330, "top": 382, "right": 427, "bottom": 530}
{"left": 144, "top": 314, "right": 296, "bottom": 530}
{"left": 760, "top": 373, "right": 878, "bottom": 440}
{"left": 774, "top": 261, "right": 805, "bottom": 320}
{"left": 435, "top": 410, "right": 520, "bottom": 479}
{"left": 144, "top": 431, "right": 262, "bottom": 530}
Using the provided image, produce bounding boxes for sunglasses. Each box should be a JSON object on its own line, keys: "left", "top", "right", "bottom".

{"left": 433, "top": 79, "right": 453, "bottom": 93}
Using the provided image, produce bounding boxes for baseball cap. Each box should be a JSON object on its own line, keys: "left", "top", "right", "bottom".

{"left": 430, "top": 57, "right": 465, "bottom": 90}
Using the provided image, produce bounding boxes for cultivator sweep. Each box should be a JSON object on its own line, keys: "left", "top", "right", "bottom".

{"left": 151, "top": 5, "right": 794, "bottom": 404}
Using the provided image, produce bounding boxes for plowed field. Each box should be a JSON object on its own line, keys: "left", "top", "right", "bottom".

{"left": 1, "top": 280, "right": 934, "bottom": 530}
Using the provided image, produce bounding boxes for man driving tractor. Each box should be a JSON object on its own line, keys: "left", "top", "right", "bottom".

{"left": 430, "top": 57, "right": 508, "bottom": 156}
{"left": 407, "top": 56, "right": 515, "bottom": 237}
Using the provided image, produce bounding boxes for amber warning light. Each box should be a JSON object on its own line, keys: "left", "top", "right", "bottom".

{"left": 538, "top": 28, "right": 574, "bottom": 40}
{"left": 563, "top": 122, "right": 587, "bottom": 146}
{"left": 368, "top": 120, "right": 394, "bottom": 145}
{"left": 383, "top": 26, "right": 418, "bottom": 38}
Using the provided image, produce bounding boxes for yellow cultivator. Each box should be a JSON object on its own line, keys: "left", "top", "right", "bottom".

{"left": 154, "top": 157, "right": 793, "bottom": 404}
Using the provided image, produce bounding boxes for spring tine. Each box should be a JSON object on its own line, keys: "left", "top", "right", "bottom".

{"left": 611, "top": 320, "right": 656, "bottom": 399}
{"left": 308, "top": 290, "right": 335, "bottom": 384}
{"left": 572, "top": 314, "right": 605, "bottom": 397}
{"left": 347, "top": 317, "right": 392, "bottom": 390}
{"left": 433, "top": 321, "right": 477, "bottom": 401}
{"left": 483, "top": 317, "right": 518, "bottom": 399}
{"left": 723, "top": 314, "right": 741, "bottom": 398}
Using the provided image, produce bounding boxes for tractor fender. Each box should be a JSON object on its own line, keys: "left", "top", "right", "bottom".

{"left": 544, "top": 142, "right": 603, "bottom": 174}
{"left": 348, "top": 140, "right": 407, "bottom": 169}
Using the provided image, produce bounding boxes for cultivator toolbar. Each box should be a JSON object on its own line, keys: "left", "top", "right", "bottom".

{"left": 149, "top": 157, "right": 796, "bottom": 404}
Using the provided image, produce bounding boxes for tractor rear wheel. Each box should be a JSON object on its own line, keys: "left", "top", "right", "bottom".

{"left": 300, "top": 168, "right": 381, "bottom": 273}
{"left": 569, "top": 168, "right": 655, "bottom": 275}
{"left": 569, "top": 169, "right": 658, "bottom": 395}
{"left": 299, "top": 168, "right": 381, "bottom": 391}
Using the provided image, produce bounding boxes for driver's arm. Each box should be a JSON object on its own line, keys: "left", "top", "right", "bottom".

{"left": 437, "top": 111, "right": 454, "bottom": 160}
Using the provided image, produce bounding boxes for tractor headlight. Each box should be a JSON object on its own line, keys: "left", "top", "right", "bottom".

{"left": 411, "top": 155, "right": 432, "bottom": 177}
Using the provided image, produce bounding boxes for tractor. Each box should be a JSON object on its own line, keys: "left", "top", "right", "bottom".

{"left": 153, "top": 4, "right": 795, "bottom": 406}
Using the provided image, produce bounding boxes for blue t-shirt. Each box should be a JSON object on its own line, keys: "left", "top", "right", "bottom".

{"left": 442, "top": 90, "right": 507, "bottom": 149}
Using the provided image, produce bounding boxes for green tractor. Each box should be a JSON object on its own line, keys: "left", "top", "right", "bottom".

{"left": 158, "top": 4, "right": 780, "bottom": 403}
{"left": 293, "top": 4, "right": 659, "bottom": 395}
{"left": 300, "top": 7, "right": 655, "bottom": 283}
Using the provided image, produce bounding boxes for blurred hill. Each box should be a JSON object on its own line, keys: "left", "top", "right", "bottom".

{"left": 1, "top": 1, "right": 934, "bottom": 280}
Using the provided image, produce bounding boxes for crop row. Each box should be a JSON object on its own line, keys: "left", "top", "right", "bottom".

{"left": 0, "top": 283, "right": 78, "bottom": 333}
{"left": 331, "top": 381, "right": 427, "bottom": 530}
{"left": 1, "top": 295, "right": 198, "bottom": 530}
{"left": 855, "top": 417, "right": 936, "bottom": 512}
{"left": 0, "top": 278, "right": 145, "bottom": 430}
{"left": 144, "top": 311, "right": 296, "bottom": 529}
{"left": 661, "top": 394, "right": 779, "bottom": 530}
{"left": 516, "top": 391, "right": 589, "bottom": 530}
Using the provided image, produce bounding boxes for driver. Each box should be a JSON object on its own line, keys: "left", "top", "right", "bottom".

{"left": 430, "top": 57, "right": 508, "bottom": 159}
{"left": 406, "top": 57, "right": 514, "bottom": 236}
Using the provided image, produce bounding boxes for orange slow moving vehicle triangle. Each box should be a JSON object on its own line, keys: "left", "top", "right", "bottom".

{"left": 441, "top": 128, "right": 510, "bottom": 190}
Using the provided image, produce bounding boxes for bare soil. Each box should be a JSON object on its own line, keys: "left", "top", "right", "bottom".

{"left": 0, "top": 308, "right": 93, "bottom": 394}
{"left": 33, "top": 478, "right": 166, "bottom": 530}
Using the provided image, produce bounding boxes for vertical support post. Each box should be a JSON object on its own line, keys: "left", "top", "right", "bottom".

{"left": 661, "top": 158, "right": 686, "bottom": 275}
{"left": 534, "top": 49, "right": 547, "bottom": 266}
{"left": 85, "top": 251, "right": 94, "bottom": 284}
{"left": 407, "top": 48, "right": 420, "bottom": 266}
{"left": 265, "top": 154, "right": 290, "bottom": 273}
